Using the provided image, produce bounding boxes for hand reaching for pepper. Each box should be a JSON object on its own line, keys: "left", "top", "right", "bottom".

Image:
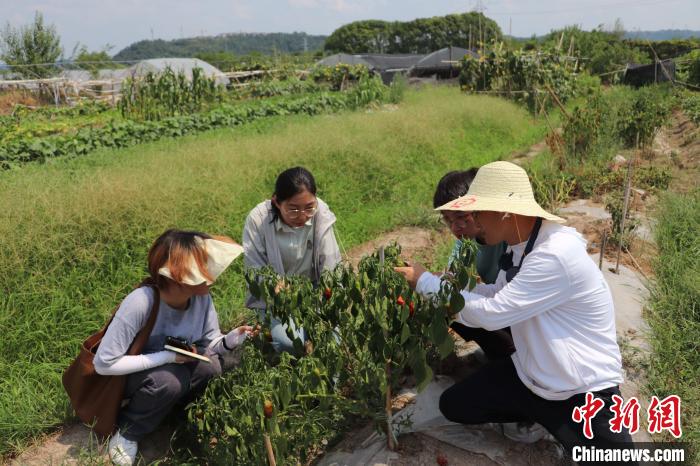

{"left": 394, "top": 262, "right": 428, "bottom": 289}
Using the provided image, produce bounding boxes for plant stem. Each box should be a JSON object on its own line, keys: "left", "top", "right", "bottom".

{"left": 385, "top": 360, "right": 395, "bottom": 451}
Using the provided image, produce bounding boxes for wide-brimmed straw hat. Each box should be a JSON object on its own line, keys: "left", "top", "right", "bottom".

{"left": 159, "top": 237, "right": 244, "bottom": 286}
{"left": 436, "top": 161, "right": 565, "bottom": 223}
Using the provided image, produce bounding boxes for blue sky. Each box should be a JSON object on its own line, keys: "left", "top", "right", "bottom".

{"left": 1, "top": 0, "right": 699, "bottom": 54}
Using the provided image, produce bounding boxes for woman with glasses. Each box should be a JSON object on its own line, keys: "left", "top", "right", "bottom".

{"left": 242, "top": 166, "right": 341, "bottom": 353}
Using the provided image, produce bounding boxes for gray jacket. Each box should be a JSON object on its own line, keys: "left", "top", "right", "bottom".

{"left": 242, "top": 198, "right": 341, "bottom": 309}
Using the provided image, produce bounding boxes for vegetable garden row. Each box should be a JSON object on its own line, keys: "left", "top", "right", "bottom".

{"left": 0, "top": 64, "right": 382, "bottom": 169}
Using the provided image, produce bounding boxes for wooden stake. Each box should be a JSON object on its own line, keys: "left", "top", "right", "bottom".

{"left": 624, "top": 246, "right": 650, "bottom": 282}
{"left": 599, "top": 229, "right": 608, "bottom": 270}
{"left": 544, "top": 83, "right": 570, "bottom": 120}
{"left": 385, "top": 361, "right": 395, "bottom": 451}
{"left": 263, "top": 433, "right": 277, "bottom": 466}
{"left": 615, "top": 133, "right": 638, "bottom": 274}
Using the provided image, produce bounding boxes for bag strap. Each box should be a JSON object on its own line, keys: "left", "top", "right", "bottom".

{"left": 86, "top": 305, "right": 123, "bottom": 353}
{"left": 517, "top": 217, "right": 543, "bottom": 268}
{"left": 126, "top": 286, "right": 160, "bottom": 356}
{"left": 86, "top": 281, "right": 161, "bottom": 355}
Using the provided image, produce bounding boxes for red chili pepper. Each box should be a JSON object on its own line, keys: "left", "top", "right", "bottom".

{"left": 263, "top": 400, "right": 274, "bottom": 418}
{"left": 397, "top": 296, "right": 405, "bottom": 306}
{"left": 409, "top": 301, "right": 415, "bottom": 317}
{"left": 324, "top": 287, "right": 332, "bottom": 300}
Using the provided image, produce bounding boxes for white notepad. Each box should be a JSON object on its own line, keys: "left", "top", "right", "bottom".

{"left": 164, "top": 345, "right": 211, "bottom": 363}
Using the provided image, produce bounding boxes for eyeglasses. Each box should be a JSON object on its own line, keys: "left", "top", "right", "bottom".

{"left": 439, "top": 212, "right": 474, "bottom": 228}
{"left": 284, "top": 206, "right": 317, "bottom": 219}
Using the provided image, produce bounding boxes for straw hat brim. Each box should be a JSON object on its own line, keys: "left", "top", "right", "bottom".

{"left": 436, "top": 194, "right": 565, "bottom": 223}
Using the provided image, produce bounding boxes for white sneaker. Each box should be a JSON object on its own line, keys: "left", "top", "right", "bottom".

{"left": 490, "top": 422, "right": 549, "bottom": 444}
{"left": 108, "top": 430, "right": 138, "bottom": 466}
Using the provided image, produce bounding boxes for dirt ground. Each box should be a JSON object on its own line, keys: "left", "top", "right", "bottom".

{"left": 0, "top": 89, "right": 43, "bottom": 114}
{"left": 344, "top": 226, "right": 452, "bottom": 269}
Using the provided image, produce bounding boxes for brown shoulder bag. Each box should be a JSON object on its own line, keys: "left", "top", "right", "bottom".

{"left": 62, "top": 285, "right": 160, "bottom": 438}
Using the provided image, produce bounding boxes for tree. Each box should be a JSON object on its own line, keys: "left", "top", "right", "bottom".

{"left": 0, "top": 11, "right": 62, "bottom": 78}
{"left": 72, "top": 44, "right": 118, "bottom": 76}
{"left": 324, "top": 12, "right": 502, "bottom": 54}
{"left": 540, "top": 26, "right": 646, "bottom": 81}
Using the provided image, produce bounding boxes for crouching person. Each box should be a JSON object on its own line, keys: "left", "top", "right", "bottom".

{"left": 396, "top": 162, "right": 634, "bottom": 458}
{"left": 433, "top": 169, "right": 513, "bottom": 360}
{"left": 242, "top": 167, "right": 341, "bottom": 354}
{"left": 94, "top": 230, "right": 257, "bottom": 466}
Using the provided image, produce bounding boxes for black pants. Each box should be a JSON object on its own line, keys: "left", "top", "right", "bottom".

{"left": 119, "top": 351, "right": 222, "bottom": 441}
{"left": 450, "top": 321, "right": 515, "bottom": 359}
{"left": 439, "top": 357, "right": 635, "bottom": 460}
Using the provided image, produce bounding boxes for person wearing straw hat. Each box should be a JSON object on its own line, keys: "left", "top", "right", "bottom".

{"left": 396, "top": 161, "right": 634, "bottom": 455}
{"left": 95, "top": 230, "right": 258, "bottom": 466}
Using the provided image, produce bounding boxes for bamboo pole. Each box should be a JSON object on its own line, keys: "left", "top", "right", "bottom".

{"left": 599, "top": 229, "right": 608, "bottom": 270}
{"left": 543, "top": 83, "right": 570, "bottom": 120}
{"left": 263, "top": 434, "right": 277, "bottom": 466}
{"left": 385, "top": 361, "right": 395, "bottom": 451}
{"left": 615, "top": 134, "right": 638, "bottom": 274}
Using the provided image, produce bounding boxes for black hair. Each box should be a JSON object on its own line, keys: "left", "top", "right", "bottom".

{"left": 270, "top": 167, "right": 317, "bottom": 221}
{"left": 433, "top": 168, "right": 478, "bottom": 208}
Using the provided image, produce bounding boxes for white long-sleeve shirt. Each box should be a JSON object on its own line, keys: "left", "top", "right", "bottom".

{"left": 416, "top": 221, "right": 623, "bottom": 400}
{"left": 94, "top": 287, "right": 244, "bottom": 376}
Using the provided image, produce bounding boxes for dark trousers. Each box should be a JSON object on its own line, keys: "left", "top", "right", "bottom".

{"left": 118, "top": 351, "right": 222, "bottom": 441}
{"left": 439, "top": 357, "right": 634, "bottom": 459}
{"left": 450, "top": 321, "right": 515, "bottom": 359}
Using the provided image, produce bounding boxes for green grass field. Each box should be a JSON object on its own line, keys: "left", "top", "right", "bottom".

{"left": 647, "top": 189, "right": 700, "bottom": 461}
{"left": 0, "top": 86, "right": 548, "bottom": 457}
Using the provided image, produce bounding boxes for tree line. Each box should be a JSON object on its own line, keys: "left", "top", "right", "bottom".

{"left": 324, "top": 12, "right": 502, "bottom": 54}
{"left": 113, "top": 33, "right": 326, "bottom": 61}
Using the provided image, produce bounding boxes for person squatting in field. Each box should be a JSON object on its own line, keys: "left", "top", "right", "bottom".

{"left": 243, "top": 166, "right": 342, "bottom": 354}
{"left": 94, "top": 230, "right": 258, "bottom": 466}
{"left": 396, "top": 161, "right": 635, "bottom": 458}
{"left": 433, "top": 169, "right": 513, "bottom": 360}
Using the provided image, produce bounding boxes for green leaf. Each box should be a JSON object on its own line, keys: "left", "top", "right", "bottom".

{"left": 457, "top": 267, "right": 469, "bottom": 290}
{"left": 430, "top": 312, "right": 448, "bottom": 344}
{"left": 400, "top": 305, "right": 409, "bottom": 323}
{"left": 437, "top": 334, "right": 454, "bottom": 359}
{"left": 450, "top": 292, "right": 465, "bottom": 314}
{"left": 249, "top": 279, "right": 260, "bottom": 299}
{"left": 400, "top": 323, "right": 410, "bottom": 344}
{"left": 279, "top": 382, "right": 291, "bottom": 409}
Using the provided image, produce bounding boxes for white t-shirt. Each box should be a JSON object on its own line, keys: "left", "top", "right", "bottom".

{"left": 416, "top": 221, "right": 623, "bottom": 400}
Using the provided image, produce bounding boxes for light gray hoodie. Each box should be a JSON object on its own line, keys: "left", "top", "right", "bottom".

{"left": 242, "top": 198, "right": 341, "bottom": 309}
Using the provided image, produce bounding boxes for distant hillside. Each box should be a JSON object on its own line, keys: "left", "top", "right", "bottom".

{"left": 624, "top": 29, "right": 700, "bottom": 40}
{"left": 113, "top": 32, "right": 326, "bottom": 61}
{"left": 510, "top": 29, "right": 700, "bottom": 42}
